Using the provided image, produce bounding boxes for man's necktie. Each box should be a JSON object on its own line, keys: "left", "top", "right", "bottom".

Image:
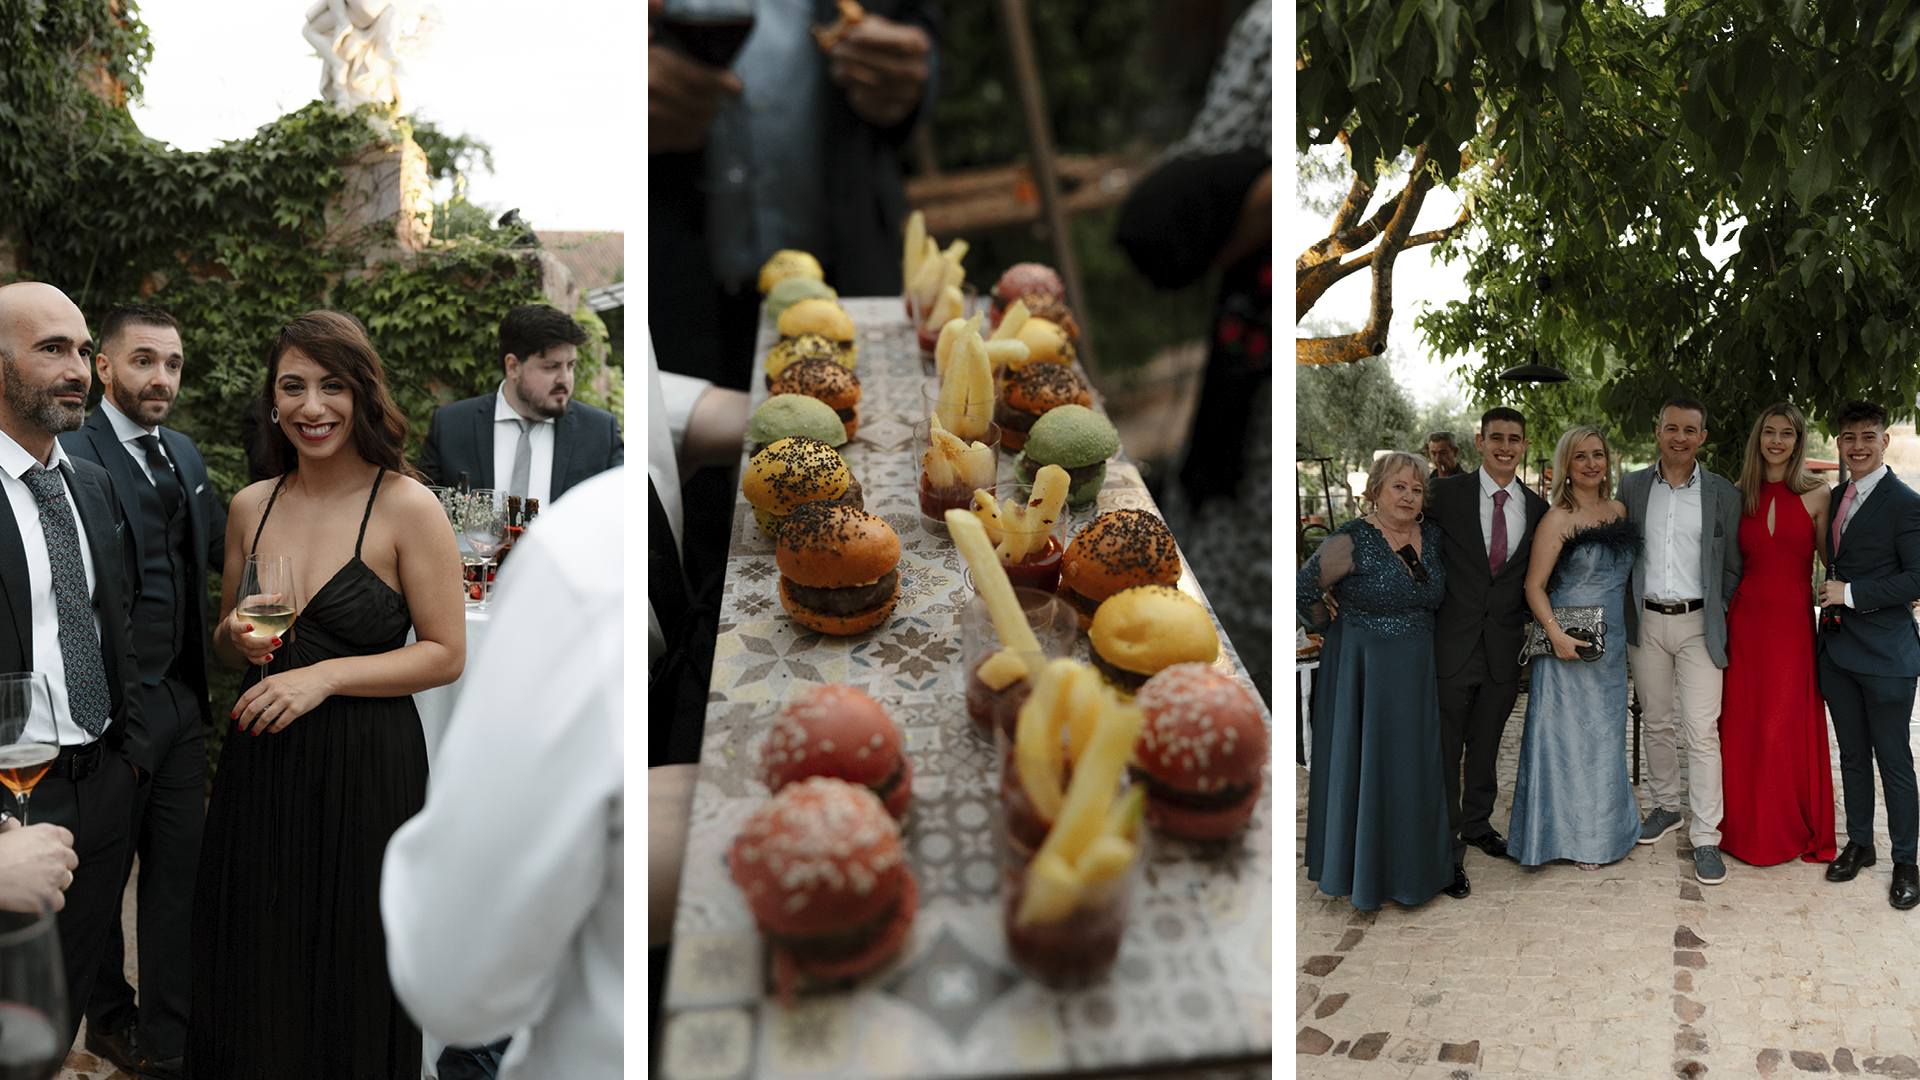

{"left": 509, "top": 419, "right": 533, "bottom": 500}
{"left": 136, "top": 433, "right": 183, "bottom": 518}
{"left": 1833, "top": 482, "right": 1857, "bottom": 555}
{"left": 1489, "top": 489, "right": 1511, "bottom": 574}
{"left": 21, "top": 465, "right": 110, "bottom": 737}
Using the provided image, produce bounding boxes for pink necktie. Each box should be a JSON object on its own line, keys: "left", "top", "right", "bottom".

{"left": 1832, "top": 482, "right": 1856, "bottom": 555}
{"left": 1489, "top": 490, "right": 1510, "bottom": 574}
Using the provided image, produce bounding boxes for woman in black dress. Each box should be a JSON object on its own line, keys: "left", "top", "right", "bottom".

{"left": 190, "top": 311, "right": 464, "bottom": 1078}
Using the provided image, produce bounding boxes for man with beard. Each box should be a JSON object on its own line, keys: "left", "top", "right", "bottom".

{"left": 60, "top": 303, "right": 224, "bottom": 1080}
{"left": 0, "top": 282, "right": 149, "bottom": 1052}
{"left": 419, "top": 304, "right": 624, "bottom": 504}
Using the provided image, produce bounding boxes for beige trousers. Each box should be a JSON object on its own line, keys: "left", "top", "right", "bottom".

{"left": 1629, "top": 607, "right": 1725, "bottom": 847}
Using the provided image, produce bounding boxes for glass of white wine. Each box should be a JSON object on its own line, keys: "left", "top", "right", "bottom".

{"left": 237, "top": 554, "right": 300, "bottom": 678}
{"left": 0, "top": 674, "right": 55, "bottom": 826}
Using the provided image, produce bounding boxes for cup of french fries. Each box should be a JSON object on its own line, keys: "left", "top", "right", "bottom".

{"left": 965, "top": 477, "right": 1071, "bottom": 594}
{"left": 961, "top": 592, "right": 1076, "bottom": 742}
{"left": 914, "top": 416, "right": 1000, "bottom": 538}
{"left": 919, "top": 375, "right": 994, "bottom": 444}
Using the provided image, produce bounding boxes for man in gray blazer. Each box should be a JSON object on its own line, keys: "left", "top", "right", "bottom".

{"left": 1620, "top": 396, "right": 1744, "bottom": 886}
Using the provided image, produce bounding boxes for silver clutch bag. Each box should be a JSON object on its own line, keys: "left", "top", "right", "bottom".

{"left": 1519, "top": 606, "right": 1605, "bottom": 663}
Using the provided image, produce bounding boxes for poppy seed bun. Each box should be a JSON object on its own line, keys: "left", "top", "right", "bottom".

{"left": 1134, "top": 664, "right": 1267, "bottom": 839}
{"left": 769, "top": 358, "right": 862, "bottom": 439}
{"left": 729, "top": 776, "right": 910, "bottom": 938}
{"left": 749, "top": 394, "right": 847, "bottom": 452}
{"left": 1089, "top": 584, "right": 1219, "bottom": 678}
{"left": 776, "top": 503, "right": 899, "bottom": 587}
{"left": 744, "top": 437, "right": 853, "bottom": 536}
{"left": 777, "top": 298, "right": 856, "bottom": 342}
{"left": 1058, "top": 509, "right": 1182, "bottom": 628}
{"left": 761, "top": 684, "right": 912, "bottom": 819}
{"left": 766, "top": 333, "right": 855, "bottom": 380}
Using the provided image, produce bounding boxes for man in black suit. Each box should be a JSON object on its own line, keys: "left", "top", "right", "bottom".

{"left": 1428, "top": 407, "right": 1549, "bottom": 898}
{"left": 0, "top": 282, "right": 149, "bottom": 1050}
{"left": 1814, "top": 399, "right": 1920, "bottom": 910}
{"left": 418, "top": 304, "right": 624, "bottom": 504}
{"left": 60, "top": 304, "right": 225, "bottom": 1078}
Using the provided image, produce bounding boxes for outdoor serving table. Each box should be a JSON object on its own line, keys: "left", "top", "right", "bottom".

{"left": 658, "top": 297, "right": 1273, "bottom": 1080}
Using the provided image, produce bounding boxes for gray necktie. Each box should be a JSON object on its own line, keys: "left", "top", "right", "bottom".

{"left": 20, "top": 465, "right": 111, "bottom": 737}
{"left": 509, "top": 419, "right": 533, "bottom": 499}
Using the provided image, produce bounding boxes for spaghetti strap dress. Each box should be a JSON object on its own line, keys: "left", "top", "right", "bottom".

{"left": 188, "top": 469, "right": 428, "bottom": 1079}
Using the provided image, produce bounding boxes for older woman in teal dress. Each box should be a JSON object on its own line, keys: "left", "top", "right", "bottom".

{"left": 1298, "top": 452, "right": 1453, "bottom": 910}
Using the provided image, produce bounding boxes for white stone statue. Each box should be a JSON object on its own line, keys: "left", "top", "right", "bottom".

{"left": 303, "top": 0, "right": 443, "bottom": 109}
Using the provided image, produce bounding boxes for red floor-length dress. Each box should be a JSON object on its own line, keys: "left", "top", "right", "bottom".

{"left": 1720, "top": 479, "right": 1837, "bottom": 865}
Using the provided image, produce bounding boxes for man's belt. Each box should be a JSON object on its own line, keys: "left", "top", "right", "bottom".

{"left": 1644, "top": 598, "right": 1704, "bottom": 616}
{"left": 46, "top": 740, "right": 106, "bottom": 782}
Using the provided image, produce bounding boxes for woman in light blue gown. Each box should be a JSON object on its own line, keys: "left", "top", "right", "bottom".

{"left": 1508, "top": 426, "right": 1643, "bottom": 870}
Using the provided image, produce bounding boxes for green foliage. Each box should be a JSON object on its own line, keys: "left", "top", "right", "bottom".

{"left": 1296, "top": 351, "right": 1421, "bottom": 476}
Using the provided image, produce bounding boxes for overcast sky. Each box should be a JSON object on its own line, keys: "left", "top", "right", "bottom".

{"left": 128, "top": 1, "right": 631, "bottom": 232}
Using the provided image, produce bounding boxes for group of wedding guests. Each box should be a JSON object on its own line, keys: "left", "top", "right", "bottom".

{"left": 1299, "top": 397, "right": 1920, "bottom": 914}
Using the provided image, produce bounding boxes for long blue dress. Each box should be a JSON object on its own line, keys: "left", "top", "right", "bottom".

{"left": 1298, "top": 519, "right": 1452, "bottom": 909}
{"left": 1508, "top": 518, "right": 1644, "bottom": 866}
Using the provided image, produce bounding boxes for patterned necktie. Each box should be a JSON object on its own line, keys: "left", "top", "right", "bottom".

{"left": 1832, "top": 481, "right": 1857, "bottom": 555}
{"left": 1489, "top": 489, "right": 1511, "bottom": 574}
{"left": 509, "top": 418, "right": 533, "bottom": 499}
{"left": 20, "top": 465, "right": 111, "bottom": 737}
{"left": 135, "top": 433, "right": 183, "bottom": 518}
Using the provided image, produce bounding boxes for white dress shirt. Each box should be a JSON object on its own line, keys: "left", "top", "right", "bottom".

{"left": 99, "top": 393, "right": 171, "bottom": 485}
{"left": 1478, "top": 469, "right": 1528, "bottom": 559}
{"left": 491, "top": 384, "right": 556, "bottom": 507}
{"left": 647, "top": 342, "right": 714, "bottom": 664}
{"left": 1836, "top": 464, "right": 1889, "bottom": 608}
{"left": 0, "top": 430, "right": 102, "bottom": 744}
{"left": 382, "top": 467, "right": 623, "bottom": 1080}
{"left": 1644, "top": 461, "right": 1705, "bottom": 603}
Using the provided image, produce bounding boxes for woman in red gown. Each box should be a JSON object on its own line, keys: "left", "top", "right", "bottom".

{"left": 1720, "top": 402, "right": 1836, "bottom": 865}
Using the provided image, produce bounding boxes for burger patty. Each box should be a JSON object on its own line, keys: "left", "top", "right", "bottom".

{"left": 993, "top": 401, "right": 1040, "bottom": 434}
{"left": 833, "top": 476, "right": 865, "bottom": 511}
{"left": 785, "top": 569, "right": 899, "bottom": 615}
{"left": 766, "top": 891, "right": 904, "bottom": 961}
{"left": 1059, "top": 585, "right": 1103, "bottom": 621}
{"left": 868, "top": 757, "right": 906, "bottom": 802}
{"left": 1128, "top": 767, "right": 1255, "bottom": 811}
{"left": 1089, "top": 646, "right": 1150, "bottom": 694}
{"left": 834, "top": 406, "right": 857, "bottom": 423}
{"left": 1028, "top": 459, "right": 1104, "bottom": 487}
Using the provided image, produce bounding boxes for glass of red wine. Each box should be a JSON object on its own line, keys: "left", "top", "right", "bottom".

{"left": 655, "top": 0, "right": 757, "bottom": 69}
{"left": 0, "top": 675, "right": 56, "bottom": 827}
{"left": 0, "top": 903, "right": 65, "bottom": 1080}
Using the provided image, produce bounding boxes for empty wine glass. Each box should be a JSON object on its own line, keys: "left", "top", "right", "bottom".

{"left": 457, "top": 490, "right": 507, "bottom": 610}
{"left": 0, "top": 675, "right": 55, "bottom": 826}
{"left": 0, "top": 905, "right": 66, "bottom": 1080}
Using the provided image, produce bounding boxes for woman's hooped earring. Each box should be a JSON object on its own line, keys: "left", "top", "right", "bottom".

{"left": 270, "top": 407, "right": 279, "bottom": 423}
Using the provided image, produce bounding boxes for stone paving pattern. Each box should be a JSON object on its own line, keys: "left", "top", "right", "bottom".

{"left": 1295, "top": 688, "right": 1920, "bottom": 1079}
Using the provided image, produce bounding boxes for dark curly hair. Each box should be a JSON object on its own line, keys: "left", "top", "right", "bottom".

{"left": 258, "top": 311, "right": 420, "bottom": 480}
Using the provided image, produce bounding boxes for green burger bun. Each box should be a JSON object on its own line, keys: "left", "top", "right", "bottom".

{"left": 1013, "top": 404, "right": 1119, "bottom": 507}
{"left": 749, "top": 395, "right": 848, "bottom": 456}
{"left": 766, "top": 275, "right": 839, "bottom": 322}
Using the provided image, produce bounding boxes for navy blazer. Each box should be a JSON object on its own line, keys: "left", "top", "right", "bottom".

{"left": 0, "top": 454, "right": 150, "bottom": 773}
{"left": 60, "top": 410, "right": 227, "bottom": 727}
{"left": 1818, "top": 469, "right": 1920, "bottom": 678}
{"left": 417, "top": 391, "right": 623, "bottom": 502}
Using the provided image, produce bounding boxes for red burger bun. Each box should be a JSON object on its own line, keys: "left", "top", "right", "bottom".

{"left": 761, "top": 684, "right": 913, "bottom": 819}
{"left": 1133, "top": 664, "right": 1268, "bottom": 840}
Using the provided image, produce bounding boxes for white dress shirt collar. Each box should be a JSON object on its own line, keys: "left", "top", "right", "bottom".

{"left": 1656, "top": 459, "right": 1703, "bottom": 490}
{"left": 494, "top": 383, "right": 557, "bottom": 427}
{"left": 1847, "top": 463, "right": 1889, "bottom": 501}
{"left": 1479, "top": 468, "right": 1523, "bottom": 499}
{"left": 99, "top": 393, "right": 155, "bottom": 440}
{"left": 0, "top": 426, "right": 75, "bottom": 479}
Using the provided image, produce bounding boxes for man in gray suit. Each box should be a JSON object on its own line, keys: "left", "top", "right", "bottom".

{"left": 1620, "top": 396, "right": 1744, "bottom": 886}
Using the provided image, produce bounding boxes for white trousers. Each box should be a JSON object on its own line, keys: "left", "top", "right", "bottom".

{"left": 1629, "top": 606, "right": 1725, "bottom": 847}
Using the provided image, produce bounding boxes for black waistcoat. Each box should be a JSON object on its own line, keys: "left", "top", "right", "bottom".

{"left": 127, "top": 457, "right": 190, "bottom": 686}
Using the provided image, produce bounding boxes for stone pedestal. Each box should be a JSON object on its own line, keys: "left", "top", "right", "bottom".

{"left": 327, "top": 137, "right": 432, "bottom": 266}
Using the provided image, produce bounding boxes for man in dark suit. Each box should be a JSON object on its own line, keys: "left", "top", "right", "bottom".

{"left": 418, "top": 304, "right": 623, "bottom": 505}
{"left": 1428, "top": 407, "right": 1549, "bottom": 898}
{"left": 0, "top": 282, "right": 150, "bottom": 1050}
{"left": 1814, "top": 399, "right": 1920, "bottom": 910}
{"left": 60, "top": 304, "right": 225, "bottom": 1078}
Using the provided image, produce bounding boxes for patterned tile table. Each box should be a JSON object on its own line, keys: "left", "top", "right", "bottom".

{"left": 659, "top": 298, "right": 1274, "bottom": 1080}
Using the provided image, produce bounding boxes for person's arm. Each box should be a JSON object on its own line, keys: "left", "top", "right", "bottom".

{"left": 1805, "top": 486, "right": 1830, "bottom": 567}
{"left": 829, "top": 14, "right": 933, "bottom": 131}
{"left": 0, "top": 822, "right": 76, "bottom": 914}
{"left": 1844, "top": 491, "right": 1920, "bottom": 611}
{"left": 1212, "top": 168, "right": 1271, "bottom": 272}
{"left": 212, "top": 483, "right": 275, "bottom": 670}
{"left": 680, "top": 386, "right": 750, "bottom": 471}
{"left": 648, "top": 0, "right": 743, "bottom": 153}
{"left": 232, "top": 479, "right": 465, "bottom": 734}
{"left": 1719, "top": 479, "right": 1743, "bottom": 601}
{"left": 1523, "top": 510, "right": 1582, "bottom": 660}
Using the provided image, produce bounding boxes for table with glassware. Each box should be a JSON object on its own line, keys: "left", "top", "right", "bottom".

{"left": 657, "top": 298, "right": 1273, "bottom": 1080}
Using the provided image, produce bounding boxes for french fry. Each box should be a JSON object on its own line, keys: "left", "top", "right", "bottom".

{"left": 970, "top": 489, "right": 1005, "bottom": 542}
{"left": 942, "top": 238, "right": 970, "bottom": 265}
{"left": 1013, "top": 658, "right": 1079, "bottom": 821}
{"left": 934, "top": 312, "right": 982, "bottom": 378}
{"left": 903, "top": 210, "right": 927, "bottom": 285}
{"left": 1016, "top": 697, "right": 1145, "bottom": 926}
{"left": 923, "top": 418, "right": 966, "bottom": 490}
{"left": 1062, "top": 664, "right": 1106, "bottom": 763}
{"left": 977, "top": 648, "right": 1028, "bottom": 690}
{"left": 958, "top": 439, "right": 995, "bottom": 492}
{"left": 995, "top": 464, "right": 1069, "bottom": 564}
{"left": 992, "top": 298, "right": 1031, "bottom": 341}
{"left": 1017, "top": 849, "right": 1081, "bottom": 926}
{"left": 928, "top": 283, "right": 964, "bottom": 331}
{"left": 945, "top": 510, "right": 1047, "bottom": 674}
{"left": 985, "top": 338, "right": 1030, "bottom": 373}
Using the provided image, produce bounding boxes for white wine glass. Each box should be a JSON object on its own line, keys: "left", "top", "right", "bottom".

{"left": 0, "top": 903, "right": 66, "bottom": 1080}
{"left": 457, "top": 490, "right": 507, "bottom": 610}
{"left": 0, "top": 675, "right": 55, "bottom": 826}
{"left": 237, "top": 554, "right": 300, "bottom": 680}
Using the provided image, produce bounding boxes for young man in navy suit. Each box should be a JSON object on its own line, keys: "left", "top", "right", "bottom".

{"left": 61, "top": 303, "right": 226, "bottom": 1079}
{"left": 1815, "top": 399, "right": 1920, "bottom": 910}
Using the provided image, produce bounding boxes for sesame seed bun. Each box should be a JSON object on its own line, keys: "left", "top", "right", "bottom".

{"left": 761, "top": 684, "right": 912, "bottom": 819}
{"left": 1134, "top": 664, "right": 1267, "bottom": 839}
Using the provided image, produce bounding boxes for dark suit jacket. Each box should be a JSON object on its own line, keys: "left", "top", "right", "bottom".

{"left": 1430, "top": 469, "right": 1552, "bottom": 683}
{"left": 60, "top": 411, "right": 227, "bottom": 728}
{"left": 0, "top": 455, "right": 150, "bottom": 773}
{"left": 1818, "top": 469, "right": 1920, "bottom": 678}
{"left": 417, "top": 392, "right": 624, "bottom": 502}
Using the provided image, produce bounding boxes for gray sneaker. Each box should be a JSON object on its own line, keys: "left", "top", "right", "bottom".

{"left": 1694, "top": 845, "right": 1727, "bottom": 885}
{"left": 1638, "top": 807, "right": 1683, "bottom": 845}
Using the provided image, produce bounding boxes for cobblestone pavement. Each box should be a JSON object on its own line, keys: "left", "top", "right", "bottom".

{"left": 1295, "top": 692, "right": 1920, "bottom": 1079}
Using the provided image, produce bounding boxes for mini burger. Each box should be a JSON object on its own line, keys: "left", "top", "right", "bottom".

{"left": 1087, "top": 583, "right": 1219, "bottom": 694}
{"left": 769, "top": 357, "right": 862, "bottom": 440}
{"left": 748, "top": 394, "right": 848, "bottom": 457}
{"left": 761, "top": 683, "right": 911, "bottom": 818}
{"left": 1056, "top": 509, "right": 1182, "bottom": 629}
{"left": 775, "top": 501, "right": 900, "bottom": 635}
{"left": 743, "top": 436, "right": 863, "bottom": 537}
{"left": 730, "top": 776, "right": 917, "bottom": 998}
{"left": 991, "top": 262, "right": 1063, "bottom": 318}
{"left": 996, "top": 361, "right": 1090, "bottom": 452}
{"left": 1014, "top": 404, "right": 1119, "bottom": 507}
{"left": 1133, "top": 664, "right": 1268, "bottom": 840}
{"left": 771, "top": 298, "right": 857, "bottom": 375}
{"left": 758, "top": 249, "right": 825, "bottom": 294}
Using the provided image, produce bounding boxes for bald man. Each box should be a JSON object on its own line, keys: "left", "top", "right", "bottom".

{"left": 0, "top": 283, "right": 148, "bottom": 1050}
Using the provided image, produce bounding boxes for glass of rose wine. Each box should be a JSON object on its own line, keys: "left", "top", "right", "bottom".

{"left": 0, "top": 675, "right": 55, "bottom": 827}
{"left": 237, "top": 555, "right": 300, "bottom": 678}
